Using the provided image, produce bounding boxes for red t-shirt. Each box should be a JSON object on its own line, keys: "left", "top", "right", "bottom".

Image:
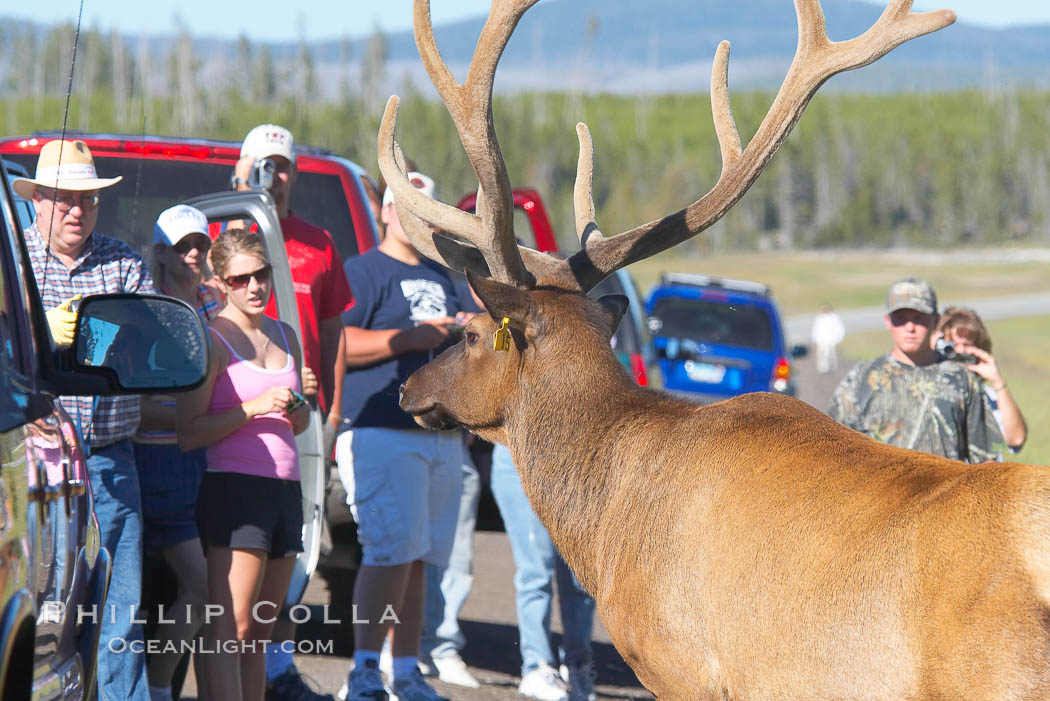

{"left": 209, "top": 214, "right": 354, "bottom": 413}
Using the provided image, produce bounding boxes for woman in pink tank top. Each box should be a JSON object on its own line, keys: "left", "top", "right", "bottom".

{"left": 176, "top": 228, "right": 309, "bottom": 701}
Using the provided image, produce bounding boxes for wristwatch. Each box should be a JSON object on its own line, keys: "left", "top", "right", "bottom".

{"left": 230, "top": 174, "right": 248, "bottom": 189}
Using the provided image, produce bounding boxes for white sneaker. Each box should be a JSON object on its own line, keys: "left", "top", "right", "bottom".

{"left": 518, "top": 664, "right": 568, "bottom": 701}
{"left": 431, "top": 652, "right": 480, "bottom": 688}
{"left": 380, "top": 641, "right": 394, "bottom": 679}
{"left": 563, "top": 662, "right": 597, "bottom": 701}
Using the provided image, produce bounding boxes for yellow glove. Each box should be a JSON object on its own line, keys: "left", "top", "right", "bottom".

{"left": 45, "top": 294, "right": 81, "bottom": 347}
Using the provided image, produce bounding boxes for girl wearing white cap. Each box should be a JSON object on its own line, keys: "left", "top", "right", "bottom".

{"left": 133, "top": 204, "right": 223, "bottom": 701}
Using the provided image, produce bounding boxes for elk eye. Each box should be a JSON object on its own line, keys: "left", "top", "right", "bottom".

{"left": 465, "top": 331, "right": 479, "bottom": 346}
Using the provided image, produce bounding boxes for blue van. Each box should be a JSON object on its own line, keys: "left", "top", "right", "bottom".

{"left": 646, "top": 273, "right": 804, "bottom": 402}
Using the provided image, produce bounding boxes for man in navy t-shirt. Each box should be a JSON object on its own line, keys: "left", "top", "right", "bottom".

{"left": 338, "top": 172, "right": 465, "bottom": 701}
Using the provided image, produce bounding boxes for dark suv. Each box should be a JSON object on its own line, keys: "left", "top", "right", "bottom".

{"left": 646, "top": 272, "right": 804, "bottom": 402}
{"left": 0, "top": 159, "right": 209, "bottom": 699}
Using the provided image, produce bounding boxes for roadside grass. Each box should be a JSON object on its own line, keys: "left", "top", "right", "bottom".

{"left": 837, "top": 315, "right": 1050, "bottom": 466}
{"left": 627, "top": 250, "right": 1050, "bottom": 318}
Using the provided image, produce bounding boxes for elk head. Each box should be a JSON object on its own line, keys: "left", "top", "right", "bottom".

{"left": 401, "top": 272, "right": 630, "bottom": 444}
{"left": 389, "top": 0, "right": 955, "bottom": 435}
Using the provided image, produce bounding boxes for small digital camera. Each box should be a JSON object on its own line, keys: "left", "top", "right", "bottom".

{"left": 285, "top": 389, "right": 307, "bottom": 413}
{"left": 231, "top": 158, "right": 277, "bottom": 190}
{"left": 249, "top": 158, "right": 277, "bottom": 190}
{"left": 934, "top": 337, "right": 977, "bottom": 364}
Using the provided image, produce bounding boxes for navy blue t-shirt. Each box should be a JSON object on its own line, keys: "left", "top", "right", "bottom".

{"left": 341, "top": 249, "right": 463, "bottom": 429}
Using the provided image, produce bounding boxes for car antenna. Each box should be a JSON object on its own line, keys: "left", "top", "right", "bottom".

{"left": 41, "top": 0, "right": 86, "bottom": 293}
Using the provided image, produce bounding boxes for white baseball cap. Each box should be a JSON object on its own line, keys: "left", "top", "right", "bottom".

{"left": 383, "top": 171, "right": 435, "bottom": 206}
{"left": 240, "top": 124, "right": 296, "bottom": 164}
{"left": 153, "top": 204, "right": 210, "bottom": 246}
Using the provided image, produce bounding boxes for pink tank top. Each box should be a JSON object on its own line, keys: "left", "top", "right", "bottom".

{"left": 206, "top": 324, "right": 301, "bottom": 481}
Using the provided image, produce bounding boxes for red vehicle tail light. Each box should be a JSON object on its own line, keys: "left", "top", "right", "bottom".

{"left": 122, "top": 141, "right": 214, "bottom": 159}
{"left": 774, "top": 357, "right": 791, "bottom": 380}
{"left": 629, "top": 352, "right": 649, "bottom": 386}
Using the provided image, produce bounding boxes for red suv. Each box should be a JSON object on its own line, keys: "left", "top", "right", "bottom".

{"left": 0, "top": 132, "right": 380, "bottom": 260}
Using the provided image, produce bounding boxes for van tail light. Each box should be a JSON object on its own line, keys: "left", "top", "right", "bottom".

{"left": 772, "top": 356, "right": 791, "bottom": 392}
{"left": 629, "top": 352, "right": 649, "bottom": 386}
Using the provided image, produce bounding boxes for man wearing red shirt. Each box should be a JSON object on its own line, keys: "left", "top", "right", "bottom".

{"left": 229, "top": 124, "right": 353, "bottom": 423}
{"left": 231, "top": 124, "right": 353, "bottom": 701}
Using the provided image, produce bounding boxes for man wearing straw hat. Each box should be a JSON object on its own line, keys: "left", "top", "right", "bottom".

{"left": 13, "top": 138, "right": 154, "bottom": 701}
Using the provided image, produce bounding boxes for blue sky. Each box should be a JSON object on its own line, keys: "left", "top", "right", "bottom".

{"left": 6, "top": 0, "right": 1050, "bottom": 42}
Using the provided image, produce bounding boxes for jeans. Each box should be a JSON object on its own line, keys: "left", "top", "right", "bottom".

{"left": 421, "top": 458, "right": 481, "bottom": 660}
{"left": 88, "top": 439, "right": 149, "bottom": 701}
{"left": 490, "top": 444, "right": 595, "bottom": 676}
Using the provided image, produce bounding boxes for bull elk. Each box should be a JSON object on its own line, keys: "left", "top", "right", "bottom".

{"left": 382, "top": 2, "right": 1050, "bottom": 699}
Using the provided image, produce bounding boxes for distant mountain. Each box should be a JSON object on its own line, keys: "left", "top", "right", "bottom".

{"left": 4, "top": 0, "right": 1050, "bottom": 97}
{"left": 304, "top": 0, "right": 1050, "bottom": 94}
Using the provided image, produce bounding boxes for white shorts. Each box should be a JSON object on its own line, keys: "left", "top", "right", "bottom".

{"left": 335, "top": 427, "right": 463, "bottom": 567}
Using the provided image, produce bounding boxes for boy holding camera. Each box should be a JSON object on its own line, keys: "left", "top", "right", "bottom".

{"left": 828, "top": 278, "right": 1006, "bottom": 463}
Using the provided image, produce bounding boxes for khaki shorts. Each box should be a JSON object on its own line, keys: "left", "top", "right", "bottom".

{"left": 335, "top": 427, "right": 463, "bottom": 567}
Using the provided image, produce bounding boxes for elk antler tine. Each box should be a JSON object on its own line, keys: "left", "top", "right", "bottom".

{"left": 794, "top": 0, "right": 832, "bottom": 54}
{"left": 573, "top": 123, "right": 603, "bottom": 245}
{"left": 377, "top": 95, "right": 491, "bottom": 242}
{"left": 710, "top": 41, "right": 742, "bottom": 174}
{"left": 414, "top": 0, "right": 461, "bottom": 102}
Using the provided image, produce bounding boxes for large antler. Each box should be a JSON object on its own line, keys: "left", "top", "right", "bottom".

{"left": 378, "top": 0, "right": 538, "bottom": 287}
{"left": 379, "top": 0, "right": 956, "bottom": 292}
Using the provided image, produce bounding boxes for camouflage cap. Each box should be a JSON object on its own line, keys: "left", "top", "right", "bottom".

{"left": 886, "top": 278, "right": 937, "bottom": 315}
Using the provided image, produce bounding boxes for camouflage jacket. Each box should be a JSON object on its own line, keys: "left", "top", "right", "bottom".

{"left": 827, "top": 354, "right": 1005, "bottom": 463}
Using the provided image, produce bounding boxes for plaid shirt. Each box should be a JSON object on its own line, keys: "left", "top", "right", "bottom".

{"left": 25, "top": 222, "right": 156, "bottom": 447}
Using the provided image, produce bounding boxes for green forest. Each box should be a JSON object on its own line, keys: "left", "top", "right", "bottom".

{"left": 3, "top": 24, "right": 1050, "bottom": 253}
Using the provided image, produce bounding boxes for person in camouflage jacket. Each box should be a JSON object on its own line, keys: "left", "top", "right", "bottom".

{"left": 828, "top": 278, "right": 1005, "bottom": 464}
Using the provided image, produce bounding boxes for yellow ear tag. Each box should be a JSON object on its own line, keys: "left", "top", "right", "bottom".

{"left": 493, "top": 317, "right": 512, "bottom": 352}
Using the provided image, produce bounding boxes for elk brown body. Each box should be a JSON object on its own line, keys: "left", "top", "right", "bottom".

{"left": 377, "top": 0, "right": 1050, "bottom": 698}
{"left": 399, "top": 277, "right": 1050, "bottom": 699}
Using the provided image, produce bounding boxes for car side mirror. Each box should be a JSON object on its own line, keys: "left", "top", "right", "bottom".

{"left": 72, "top": 294, "right": 208, "bottom": 392}
{"left": 790, "top": 344, "right": 808, "bottom": 358}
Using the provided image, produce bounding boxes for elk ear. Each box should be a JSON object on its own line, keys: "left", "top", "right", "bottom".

{"left": 466, "top": 270, "right": 538, "bottom": 327}
{"left": 596, "top": 295, "right": 629, "bottom": 339}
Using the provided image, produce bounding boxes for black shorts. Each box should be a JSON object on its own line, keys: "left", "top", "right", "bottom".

{"left": 196, "top": 471, "right": 304, "bottom": 558}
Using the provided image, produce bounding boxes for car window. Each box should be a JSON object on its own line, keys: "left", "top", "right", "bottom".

{"left": 651, "top": 297, "right": 774, "bottom": 351}
{"left": 513, "top": 208, "right": 538, "bottom": 250}
{"left": 291, "top": 170, "right": 359, "bottom": 261}
{"left": 5, "top": 154, "right": 232, "bottom": 260}
{"left": 6, "top": 153, "right": 362, "bottom": 264}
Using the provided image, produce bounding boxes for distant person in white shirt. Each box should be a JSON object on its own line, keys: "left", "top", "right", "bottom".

{"left": 811, "top": 303, "right": 846, "bottom": 374}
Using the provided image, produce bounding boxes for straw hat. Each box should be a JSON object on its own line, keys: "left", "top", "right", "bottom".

{"left": 11, "top": 139, "right": 122, "bottom": 199}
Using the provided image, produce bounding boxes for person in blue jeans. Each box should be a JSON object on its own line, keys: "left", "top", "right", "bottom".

{"left": 15, "top": 139, "right": 153, "bottom": 701}
{"left": 419, "top": 453, "right": 481, "bottom": 687}
{"left": 490, "top": 443, "right": 597, "bottom": 701}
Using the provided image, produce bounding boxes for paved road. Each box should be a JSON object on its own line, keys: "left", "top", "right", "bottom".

{"left": 784, "top": 291, "right": 1050, "bottom": 345}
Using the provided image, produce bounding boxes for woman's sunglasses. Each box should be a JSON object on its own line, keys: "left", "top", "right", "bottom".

{"left": 173, "top": 235, "right": 211, "bottom": 256}
{"left": 225, "top": 265, "right": 272, "bottom": 290}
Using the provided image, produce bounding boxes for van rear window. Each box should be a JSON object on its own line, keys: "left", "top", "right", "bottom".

{"left": 651, "top": 297, "right": 774, "bottom": 351}
{"left": 5, "top": 154, "right": 361, "bottom": 262}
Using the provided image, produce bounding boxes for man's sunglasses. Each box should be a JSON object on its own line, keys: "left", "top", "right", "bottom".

{"left": 225, "top": 265, "right": 272, "bottom": 289}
